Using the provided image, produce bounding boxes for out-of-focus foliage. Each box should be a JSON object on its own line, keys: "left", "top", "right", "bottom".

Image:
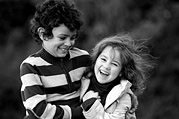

{"left": 0, "top": 0, "right": 178, "bottom": 119}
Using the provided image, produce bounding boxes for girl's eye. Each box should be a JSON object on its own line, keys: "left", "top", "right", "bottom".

{"left": 112, "top": 62, "right": 118, "bottom": 67}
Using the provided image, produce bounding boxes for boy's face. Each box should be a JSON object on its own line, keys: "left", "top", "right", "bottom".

{"left": 94, "top": 46, "right": 122, "bottom": 84}
{"left": 42, "top": 24, "right": 77, "bottom": 57}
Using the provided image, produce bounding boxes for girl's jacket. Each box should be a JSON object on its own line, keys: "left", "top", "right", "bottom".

{"left": 80, "top": 78, "right": 136, "bottom": 119}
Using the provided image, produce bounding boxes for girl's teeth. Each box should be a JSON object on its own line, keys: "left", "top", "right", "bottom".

{"left": 100, "top": 70, "right": 109, "bottom": 76}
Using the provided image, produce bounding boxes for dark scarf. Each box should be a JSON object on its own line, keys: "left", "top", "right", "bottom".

{"left": 88, "top": 75, "right": 121, "bottom": 106}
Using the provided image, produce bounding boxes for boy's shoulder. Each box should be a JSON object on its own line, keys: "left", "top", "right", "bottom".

{"left": 69, "top": 47, "right": 89, "bottom": 58}
{"left": 21, "top": 53, "right": 50, "bottom": 67}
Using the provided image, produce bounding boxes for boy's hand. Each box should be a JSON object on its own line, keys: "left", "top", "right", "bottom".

{"left": 83, "top": 90, "right": 99, "bottom": 102}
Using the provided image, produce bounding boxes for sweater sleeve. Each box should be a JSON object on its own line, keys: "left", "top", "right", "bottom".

{"left": 20, "top": 62, "right": 66, "bottom": 119}
{"left": 71, "top": 105, "right": 86, "bottom": 119}
{"left": 82, "top": 98, "right": 97, "bottom": 111}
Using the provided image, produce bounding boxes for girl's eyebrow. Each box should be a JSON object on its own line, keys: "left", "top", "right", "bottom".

{"left": 113, "top": 60, "right": 121, "bottom": 65}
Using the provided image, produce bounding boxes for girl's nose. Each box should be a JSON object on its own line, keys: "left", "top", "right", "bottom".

{"left": 103, "top": 62, "right": 111, "bottom": 70}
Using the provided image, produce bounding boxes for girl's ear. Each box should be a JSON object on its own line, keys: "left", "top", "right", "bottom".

{"left": 38, "top": 27, "right": 46, "bottom": 41}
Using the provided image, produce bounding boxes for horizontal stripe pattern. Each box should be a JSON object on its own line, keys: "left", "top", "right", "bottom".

{"left": 69, "top": 47, "right": 89, "bottom": 59}
{"left": 21, "top": 74, "right": 43, "bottom": 88}
{"left": 45, "top": 80, "right": 81, "bottom": 94}
{"left": 41, "top": 103, "right": 57, "bottom": 119}
{"left": 68, "top": 55, "right": 90, "bottom": 70}
{"left": 46, "top": 89, "right": 80, "bottom": 102}
{"left": 51, "top": 96, "right": 80, "bottom": 107}
{"left": 38, "top": 67, "right": 86, "bottom": 88}
{"left": 21, "top": 56, "right": 89, "bottom": 77}
{"left": 23, "top": 94, "right": 46, "bottom": 109}
{"left": 20, "top": 47, "right": 91, "bottom": 118}
{"left": 41, "top": 75, "right": 67, "bottom": 87}
{"left": 69, "top": 67, "right": 86, "bottom": 82}
{"left": 33, "top": 100, "right": 47, "bottom": 117}
{"left": 21, "top": 56, "right": 51, "bottom": 66}
{"left": 21, "top": 85, "right": 45, "bottom": 101}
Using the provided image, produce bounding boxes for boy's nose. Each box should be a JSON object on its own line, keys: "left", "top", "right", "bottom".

{"left": 64, "top": 38, "right": 71, "bottom": 46}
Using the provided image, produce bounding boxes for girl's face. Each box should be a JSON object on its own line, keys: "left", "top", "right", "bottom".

{"left": 42, "top": 24, "right": 77, "bottom": 57}
{"left": 94, "top": 46, "right": 122, "bottom": 84}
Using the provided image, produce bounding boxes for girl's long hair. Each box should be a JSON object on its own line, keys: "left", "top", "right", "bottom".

{"left": 85, "top": 33, "right": 154, "bottom": 95}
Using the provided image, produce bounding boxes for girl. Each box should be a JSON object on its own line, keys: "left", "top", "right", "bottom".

{"left": 80, "top": 33, "right": 154, "bottom": 119}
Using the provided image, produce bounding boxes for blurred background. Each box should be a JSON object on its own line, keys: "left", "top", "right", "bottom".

{"left": 0, "top": 0, "right": 179, "bottom": 119}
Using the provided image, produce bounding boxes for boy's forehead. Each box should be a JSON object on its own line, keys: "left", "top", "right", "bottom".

{"left": 52, "top": 24, "right": 77, "bottom": 35}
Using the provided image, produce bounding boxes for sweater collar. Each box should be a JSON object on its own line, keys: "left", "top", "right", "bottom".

{"left": 38, "top": 48, "right": 70, "bottom": 65}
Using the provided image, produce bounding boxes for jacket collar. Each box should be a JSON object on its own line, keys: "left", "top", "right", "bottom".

{"left": 80, "top": 78, "right": 132, "bottom": 109}
{"left": 104, "top": 80, "right": 132, "bottom": 109}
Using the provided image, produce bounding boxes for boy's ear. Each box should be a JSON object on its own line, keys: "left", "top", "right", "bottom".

{"left": 38, "top": 27, "right": 45, "bottom": 40}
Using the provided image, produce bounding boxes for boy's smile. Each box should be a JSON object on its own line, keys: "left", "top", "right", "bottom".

{"left": 42, "top": 24, "right": 77, "bottom": 58}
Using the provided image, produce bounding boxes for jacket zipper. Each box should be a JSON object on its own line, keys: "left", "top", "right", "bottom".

{"left": 60, "top": 59, "right": 73, "bottom": 91}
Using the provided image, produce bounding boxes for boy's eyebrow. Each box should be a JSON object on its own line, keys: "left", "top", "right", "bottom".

{"left": 100, "top": 54, "right": 107, "bottom": 58}
{"left": 57, "top": 33, "right": 68, "bottom": 36}
{"left": 57, "top": 33, "right": 77, "bottom": 37}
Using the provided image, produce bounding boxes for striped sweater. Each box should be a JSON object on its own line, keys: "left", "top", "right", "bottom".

{"left": 20, "top": 47, "right": 91, "bottom": 119}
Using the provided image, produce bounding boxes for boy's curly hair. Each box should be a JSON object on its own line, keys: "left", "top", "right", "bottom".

{"left": 30, "top": 0, "right": 83, "bottom": 44}
{"left": 85, "top": 33, "right": 155, "bottom": 95}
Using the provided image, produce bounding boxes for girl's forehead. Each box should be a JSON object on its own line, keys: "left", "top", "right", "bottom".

{"left": 102, "top": 46, "right": 117, "bottom": 53}
{"left": 101, "top": 46, "right": 120, "bottom": 60}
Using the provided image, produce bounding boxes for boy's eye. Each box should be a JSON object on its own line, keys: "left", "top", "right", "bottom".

{"left": 101, "top": 58, "right": 106, "bottom": 62}
{"left": 59, "top": 36, "right": 66, "bottom": 40}
{"left": 71, "top": 34, "right": 78, "bottom": 40}
{"left": 71, "top": 36, "right": 76, "bottom": 40}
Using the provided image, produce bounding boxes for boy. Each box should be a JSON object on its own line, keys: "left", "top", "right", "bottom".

{"left": 20, "top": 0, "right": 91, "bottom": 118}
